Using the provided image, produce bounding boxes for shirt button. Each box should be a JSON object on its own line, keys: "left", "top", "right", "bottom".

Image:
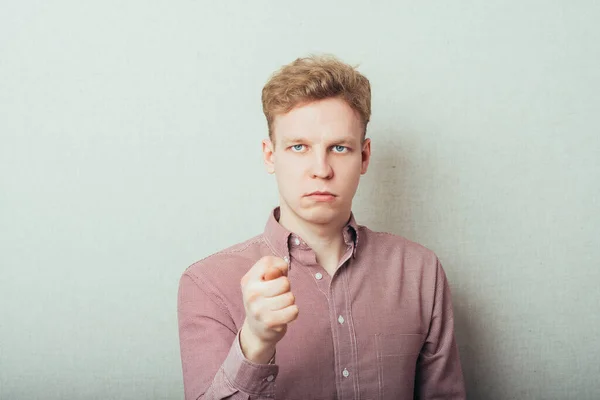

{"left": 266, "top": 375, "right": 275, "bottom": 382}
{"left": 294, "top": 237, "right": 301, "bottom": 245}
{"left": 315, "top": 272, "right": 323, "bottom": 280}
{"left": 338, "top": 315, "right": 345, "bottom": 324}
{"left": 342, "top": 368, "right": 350, "bottom": 378}
{"left": 283, "top": 256, "right": 289, "bottom": 263}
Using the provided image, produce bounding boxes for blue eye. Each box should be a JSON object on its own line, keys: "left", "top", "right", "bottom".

{"left": 292, "top": 144, "right": 305, "bottom": 152}
{"left": 333, "top": 145, "right": 347, "bottom": 153}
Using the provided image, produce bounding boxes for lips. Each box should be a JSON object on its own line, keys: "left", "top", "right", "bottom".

{"left": 306, "top": 191, "right": 336, "bottom": 196}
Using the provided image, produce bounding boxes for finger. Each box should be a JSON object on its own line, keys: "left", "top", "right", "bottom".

{"left": 242, "top": 256, "right": 288, "bottom": 286}
{"left": 270, "top": 304, "right": 299, "bottom": 325}
{"left": 263, "top": 291, "right": 295, "bottom": 311}
{"left": 265, "top": 256, "right": 289, "bottom": 278}
{"left": 241, "top": 257, "right": 274, "bottom": 287}
{"left": 243, "top": 275, "right": 291, "bottom": 306}
{"left": 258, "top": 276, "right": 291, "bottom": 298}
{"left": 242, "top": 276, "right": 291, "bottom": 305}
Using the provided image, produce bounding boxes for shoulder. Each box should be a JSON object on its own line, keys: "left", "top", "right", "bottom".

{"left": 181, "top": 234, "right": 267, "bottom": 290}
{"left": 357, "top": 225, "right": 439, "bottom": 266}
{"left": 356, "top": 226, "right": 448, "bottom": 299}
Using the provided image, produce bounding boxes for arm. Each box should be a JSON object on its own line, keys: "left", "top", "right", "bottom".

{"left": 414, "top": 259, "right": 466, "bottom": 399}
{"left": 177, "top": 272, "right": 278, "bottom": 400}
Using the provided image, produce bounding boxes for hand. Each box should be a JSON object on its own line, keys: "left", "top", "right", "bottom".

{"left": 239, "top": 256, "right": 299, "bottom": 363}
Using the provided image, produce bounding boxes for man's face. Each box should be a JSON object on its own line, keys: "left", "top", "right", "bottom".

{"left": 262, "top": 97, "right": 371, "bottom": 226}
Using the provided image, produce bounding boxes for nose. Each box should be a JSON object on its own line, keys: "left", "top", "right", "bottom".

{"left": 310, "top": 151, "right": 333, "bottom": 179}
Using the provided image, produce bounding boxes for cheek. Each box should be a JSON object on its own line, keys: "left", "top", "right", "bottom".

{"left": 277, "top": 157, "right": 307, "bottom": 176}
{"left": 335, "top": 158, "right": 362, "bottom": 177}
{"left": 275, "top": 158, "right": 307, "bottom": 188}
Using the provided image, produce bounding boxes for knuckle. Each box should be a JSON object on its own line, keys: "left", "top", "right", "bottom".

{"left": 245, "top": 290, "right": 260, "bottom": 304}
{"left": 248, "top": 305, "right": 261, "bottom": 320}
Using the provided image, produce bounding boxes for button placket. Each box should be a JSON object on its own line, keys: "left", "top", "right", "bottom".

{"left": 329, "top": 271, "right": 355, "bottom": 397}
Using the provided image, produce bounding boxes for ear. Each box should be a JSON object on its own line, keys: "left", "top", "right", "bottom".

{"left": 360, "top": 138, "right": 371, "bottom": 175}
{"left": 262, "top": 138, "right": 276, "bottom": 174}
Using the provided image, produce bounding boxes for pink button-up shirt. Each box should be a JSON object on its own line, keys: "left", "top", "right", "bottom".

{"left": 178, "top": 208, "right": 465, "bottom": 399}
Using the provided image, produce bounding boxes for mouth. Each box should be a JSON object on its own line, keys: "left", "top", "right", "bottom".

{"left": 306, "top": 191, "right": 336, "bottom": 197}
{"left": 305, "top": 191, "right": 337, "bottom": 202}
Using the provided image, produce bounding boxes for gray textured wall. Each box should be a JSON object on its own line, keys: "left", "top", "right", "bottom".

{"left": 1, "top": 1, "right": 599, "bottom": 399}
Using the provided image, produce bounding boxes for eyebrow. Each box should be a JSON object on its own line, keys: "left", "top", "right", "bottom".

{"left": 281, "top": 138, "right": 306, "bottom": 145}
{"left": 282, "top": 137, "right": 357, "bottom": 146}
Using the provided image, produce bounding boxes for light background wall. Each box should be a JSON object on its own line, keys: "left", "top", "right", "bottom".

{"left": 1, "top": 1, "right": 599, "bottom": 399}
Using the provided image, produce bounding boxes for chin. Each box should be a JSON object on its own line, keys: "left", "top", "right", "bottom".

{"left": 297, "top": 203, "right": 343, "bottom": 225}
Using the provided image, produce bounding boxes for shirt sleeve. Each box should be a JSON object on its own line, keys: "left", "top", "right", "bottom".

{"left": 414, "top": 258, "right": 467, "bottom": 399}
{"left": 177, "top": 271, "right": 279, "bottom": 400}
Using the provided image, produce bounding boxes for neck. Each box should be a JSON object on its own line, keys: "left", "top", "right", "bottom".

{"left": 278, "top": 203, "right": 350, "bottom": 273}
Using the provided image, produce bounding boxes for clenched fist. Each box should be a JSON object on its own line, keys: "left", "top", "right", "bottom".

{"left": 239, "top": 256, "right": 299, "bottom": 363}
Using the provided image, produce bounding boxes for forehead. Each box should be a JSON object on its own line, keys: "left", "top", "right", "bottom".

{"left": 273, "top": 97, "right": 363, "bottom": 143}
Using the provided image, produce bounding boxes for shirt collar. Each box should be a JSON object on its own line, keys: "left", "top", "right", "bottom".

{"left": 263, "top": 207, "right": 360, "bottom": 263}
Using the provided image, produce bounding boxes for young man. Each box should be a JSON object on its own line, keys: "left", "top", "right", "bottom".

{"left": 178, "top": 55, "right": 466, "bottom": 399}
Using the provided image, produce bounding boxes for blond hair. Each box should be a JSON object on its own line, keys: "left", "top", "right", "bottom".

{"left": 262, "top": 55, "right": 371, "bottom": 142}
